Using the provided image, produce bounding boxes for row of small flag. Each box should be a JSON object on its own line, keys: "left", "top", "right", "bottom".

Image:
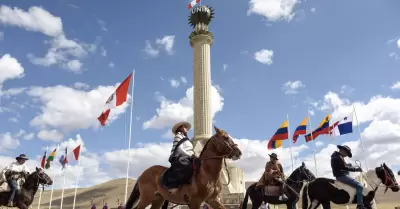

{"left": 40, "top": 145, "right": 81, "bottom": 170}
{"left": 268, "top": 113, "right": 353, "bottom": 150}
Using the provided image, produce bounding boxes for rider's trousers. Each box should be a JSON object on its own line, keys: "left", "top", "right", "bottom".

{"left": 336, "top": 175, "right": 363, "bottom": 205}
{"left": 7, "top": 179, "right": 18, "bottom": 202}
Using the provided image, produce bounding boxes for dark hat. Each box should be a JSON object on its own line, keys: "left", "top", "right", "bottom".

{"left": 337, "top": 145, "right": 352, "bottom": 158}
{"left": 16, "top": 154, "right": 29, "bottom": 160}
{"left": 268, "top": 153, "right": 278, "bottom": 160}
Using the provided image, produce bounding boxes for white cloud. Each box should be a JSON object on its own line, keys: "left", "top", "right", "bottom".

{"left": 310, "top": 8, "right": 316, "bottom": 13}
{"left": 169, "top": 78, "right": 180, "bottom": 88}
{"left": 340, "top": 85, "right": 355, "bottom": 94}
{"left": 389, "top": 52, "right": 399, "bottom": 60}
{"left": 282, "top": 80, "right": 305, "bottom": 95}
{"left": 108, "top": 62, "right": 115, "bottom": 68}
{"left": 254, "top": 49, "right": 273, "bottom": 65}
{"left": 315, "top": 141, "right": 323, "bottom": 147}
{"left": 37, "top": 129, "right": 64, "bottom": 142}
{"left": 26, "top": 83, "right": 130, "bottom": 132}
{"left": 0, "top": 31, "right": 3, "bottom": 40}
{"left": 397, "top": 39, "right": 400, "bottom": 49}
{"left": 247, "top": 0, "right": 299, "bottom": 22}
{"left": 180, "top": 77, "right": 187, "bottom": 84}
{"left": 28, "top": 35, "right": 94, "bottom": 73}
{"left": 0, "top": 6, "right": 63, "bottom": 37}
{"left": 23, "top": 133, "right": 35, "bottom": 140}
{"left": 0, "top": 54, "right": 24, "bottom": 87}
{"left": 144, "top": 35, "right": 175, "bottom": 57}
{"left": 8, "top": 117, "right": 18, "bottom": 123}
{"left": 101, "top": 47, "right": 107, "bottom": 56}
{"left": 143, "top": 40, "right": 159, "bottom": 57}
{"left": 223, "top": 64, "right": 228, "bottom": 72}
{"left": 73, "top": 82, "right": 90, "bottom": 90}
{"left": 0, "top": 132, "right": 20, "bottom": 152}
{"left": 391, "top": 81, "right": 400, "bottom": 90}
{"left": 97, "top": 19, "right": 107, "bottom": 31}
{"left": 0, "top": 6, "right": 96, "bottom": 73}
{"left": 156, "top": 35, "right": 175, "bottom": 55}
{"left": 143, "top": 85, "right": 224, "bottom": 130}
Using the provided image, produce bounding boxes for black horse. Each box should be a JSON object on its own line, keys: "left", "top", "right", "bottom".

{"left": 242, "top": 162, "right": 316, "bottom": 209}
{"left": 302, "top": 163, "right": 399, "bottom": 209}
{"left": 0, "top": 167, "right": 53, "bottom": 209}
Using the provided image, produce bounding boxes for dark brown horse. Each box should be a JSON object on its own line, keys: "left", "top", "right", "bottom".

{"left": 125, "top": 126, "right": 242, "bottom": 209}
{"left": 0, "top": 167, "right": 53, "bottom": 209}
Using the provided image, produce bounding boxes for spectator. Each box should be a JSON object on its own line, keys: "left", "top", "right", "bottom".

{"left": 203, "top": 204, "right": 209, "bottom": 209}
{"left": 103, "top": 202, "right": 108, "bottom": 209}
{"left": 91, "top": 203, "right": 96, "bottom": 209}
{"left": 117, "top": 203, "right": 124, "bottom": 209}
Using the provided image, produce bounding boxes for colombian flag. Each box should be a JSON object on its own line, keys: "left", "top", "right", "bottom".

{"left": 305, "top": 114, "right": 330, "bottom": 142}
{"left": 268, "top": 120, "right": 289, "bottom": 150}
{"left": 292, "top": 116, "right": 308, "bottom": 143}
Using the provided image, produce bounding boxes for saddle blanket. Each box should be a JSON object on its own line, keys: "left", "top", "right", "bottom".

{"left": 264, "top": 185, "right": 283, "bottom": 196}
{"left": 0, "top": 179, "right": 24, "bottom": 192}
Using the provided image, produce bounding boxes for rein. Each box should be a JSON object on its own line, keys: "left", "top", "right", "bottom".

{"left": 355, "top": 161, "right": 398, "bottom": 191}
{"left": 198, "top": 135, "right": 238, "bottom": 186}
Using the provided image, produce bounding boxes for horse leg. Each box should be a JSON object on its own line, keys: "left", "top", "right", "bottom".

{"left": 150, "top": 195, "right": 165, "bottom": 209}
{"left": 321, "top": 202, "right": 331, "bottom": 209}
{"left": 205, "top": 197, "right": 226, "bottom": 209}
{"left": 251, "top": 200, "right": 262, "bottom": 209}
{"left": 308, "top": 200, "right": 320, "bottom": 209}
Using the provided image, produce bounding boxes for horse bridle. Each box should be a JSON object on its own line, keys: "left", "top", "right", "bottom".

{"left": 198, "top": 134, "right": 239, "bottom": 186}
{"left": 31, "top": 171, "right": 51, "bottom": 191}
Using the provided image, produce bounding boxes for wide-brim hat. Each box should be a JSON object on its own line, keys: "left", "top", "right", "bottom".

{"left": 268, "top": 153, "right": 278, "bottom": 160}
{"left": 171, "top": 122, "right": 191, "bottom": 134}
{"left": 16, "top": 154, "right": 29, "bottom": 160}
{"left": 337, "top": 145, "right": 352, "bottom": 158}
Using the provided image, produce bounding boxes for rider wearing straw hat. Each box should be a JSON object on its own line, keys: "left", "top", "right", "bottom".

{"left": 167, "top": 121, "right": 196, "bottom": 194}
{"left": 1, "top": 154, "right": 30, "bottom": 207}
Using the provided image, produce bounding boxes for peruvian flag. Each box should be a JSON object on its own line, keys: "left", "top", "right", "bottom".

{"left": 72, "top": 145, "right": 81, "bottom": 160}
{"left": 98, "top": 73, "right": 132, "bottom": 126}
{"left": 188, "top": 0, "right": 200, "bottom": 9}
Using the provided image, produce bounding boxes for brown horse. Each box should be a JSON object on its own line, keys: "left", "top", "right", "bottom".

{"left": 125, "top": 126, "right": 242, "bottom": 209}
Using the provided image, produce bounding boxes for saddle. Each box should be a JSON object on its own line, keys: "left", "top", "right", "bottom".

{"left": 0, "top": 178, "right": 25, "bottom": 193}
{"left": 160, "top": 157, "right": 201, "bottom": 190}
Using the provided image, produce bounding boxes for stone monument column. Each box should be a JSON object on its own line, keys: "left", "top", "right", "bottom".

{"left": 189, "top": 6, "right": 214, "bottom": 146}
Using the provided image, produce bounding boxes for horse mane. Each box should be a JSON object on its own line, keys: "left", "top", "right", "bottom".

{"left": 198, "top": 134, "right": 216, "bottom": 157}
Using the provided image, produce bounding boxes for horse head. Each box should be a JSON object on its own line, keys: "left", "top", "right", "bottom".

{"left": 202, "top": 126, "right": 242, "bottom": 160}
{"left": 292, "top": 162, "right": 316, "bottom": 182}
{"left": 375, "top": 163, "right": 399, "bottom": 192}
{"left": 27, "top": 167, "right": 53, "bottom": 186}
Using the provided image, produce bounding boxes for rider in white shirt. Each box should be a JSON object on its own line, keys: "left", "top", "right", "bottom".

{"left": 167, "top": 121, "right": 195, "bottom": 194}
{"left": 2, "top": 154, "right": 30, "bottom": 207}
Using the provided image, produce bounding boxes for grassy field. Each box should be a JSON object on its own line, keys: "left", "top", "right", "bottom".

{"left": 26, "top": 178, "right": 399, "bottom": 209}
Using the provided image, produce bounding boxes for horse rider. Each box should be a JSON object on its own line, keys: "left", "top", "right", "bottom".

{"left": 1, "top": 154, "right": 30, "bottom": 207}
{"left": 256, "top": 153, "right": 288, "bottom": 201}
{"left": 331, "top": 145, "right": 364, "bottom": 209}
{"left": 167, "top": 121, "right": 197, "bottom": 195}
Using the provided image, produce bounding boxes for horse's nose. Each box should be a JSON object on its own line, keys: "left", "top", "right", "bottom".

{"left": 48, "top": 179, "right": 53, "bottom": 185}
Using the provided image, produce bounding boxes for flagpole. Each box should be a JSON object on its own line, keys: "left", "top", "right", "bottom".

{"left": 72, "top": 150, "right": 82, "bottom": 209}
{"left": 60, "top": 169, "right": 66, "bottom": 209}
{"left": 37, "top": 146, "right": 48, "bottom": 209}
{"left": 48, "top": 144, "right": 59, "bottom": 209}
{"left": 286, "top": 114, "right": 294, "bottom": 172}
{"left": 307, "top": 111, "right": 318, "bottom": 176}
{"left": 353, "top": 105, "right": 368, "bottom": 170}
{"left": 125, "top": 70, "right": 135, "bottom": 204}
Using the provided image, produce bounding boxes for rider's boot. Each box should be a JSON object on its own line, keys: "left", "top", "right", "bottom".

{"left": 356, "top": 205, "right": 366, "bottom": 209}
{"left": 7, "top": 201, "right": 13, "bottom": 207}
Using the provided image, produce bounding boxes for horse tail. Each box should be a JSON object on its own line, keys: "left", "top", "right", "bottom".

{"left": 162, "top": 200, "right": 169, "bottom": 209}
{"left": 125, "top": 183, "right": 140, "bottom": 209}
{"left": 242, "top": 183, "right": 253, "bottom": 209}
{"left": 302, "top": 183, "right": 309, "bottom": 209}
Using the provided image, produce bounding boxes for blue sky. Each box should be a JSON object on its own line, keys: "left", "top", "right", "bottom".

{"left": 1, "top": 0, "right": 400, "bottom": 188}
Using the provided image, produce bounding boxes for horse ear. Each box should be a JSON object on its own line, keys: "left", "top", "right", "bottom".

{"left": 36, "top": 167, "right": 39, "bottom": 172}
{"left": 301, "top": 162, "right": 305, "bottom": 167}
{"left": 214, "top": 126, "right": 221, "bottom": 134}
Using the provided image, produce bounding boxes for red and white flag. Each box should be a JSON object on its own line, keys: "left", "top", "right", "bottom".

{"left": 188, "top": 0, "right": 200, "bottom": 9}
{"left": 72, "top": 145, "right": 81, "bottom": 160}
{"left": 98, "top": 73, "right": 132, "bottom": 126}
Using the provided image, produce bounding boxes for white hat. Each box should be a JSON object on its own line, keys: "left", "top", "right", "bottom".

{"left": 172, "top": 122, "right": 191, "bottom": 134}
